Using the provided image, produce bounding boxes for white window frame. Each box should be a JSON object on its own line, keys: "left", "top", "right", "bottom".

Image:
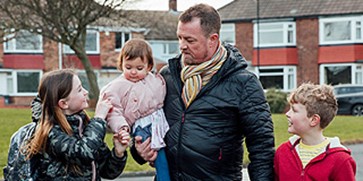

{"left": 319, "top": 16, "right": 363, "bottom": 45}
{"left": 319, "top": 63, "right": 363, "bottom": 85}
{"left": 148, "top": 40, "right": 179, "bottom": 63}
{"left": 8, "top": 70, "right": 42, "bottom": 96}
{"left": 63, "top": 30, "right": 100, "bottom": 54}
{"left": 161, "top": 41, "right": 179, "bottom": 56}
{"left": 254, "top": 21, "right": 296, "bottom": 48}
{"left": 255, "top": 66, "right": 297, "bottom": 92}
{"left": 4, "top": 30, "right": 43, "bottom": 53}
{"left": 115, "top": 32, "right": 131, "bottom": 51}
{"left": 220, "top": 23, "right": 235, "bottom": 45}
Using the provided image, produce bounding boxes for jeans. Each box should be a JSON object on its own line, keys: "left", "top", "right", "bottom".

{"left": 133, "top": 124, "right": 170, "bottom": 181}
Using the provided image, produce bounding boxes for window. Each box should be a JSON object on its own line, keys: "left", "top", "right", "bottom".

{"left": 148, "top": 41, "right": 178, "bottom": 63}
{"left": 220, "top": 23, "right": 235, "bottom": 45}
{"left": 6, "top": 70, "right": 42, "bottom": 96}
{"left": 320, "top": 16, "right": 363, "bottom": 45}
{"left": 4, "top": 30, "right": 43, "bottom": 53}
{"left": 320, "top": 63, "right": 363, "bottom": 85}
{"left": 115, "top": 32, "right": 131, "bottom": 51}
{"left": 63, "top": 30, "right": 100, "bottom": 54}
{"left": 162, "top": 42, "right": 179, "bottom": 55}
{"left": 255, "top": 66, "right": 296, "bottom": 91}
{"left": 254, "top": 22, "right": 296, "bottom": 47}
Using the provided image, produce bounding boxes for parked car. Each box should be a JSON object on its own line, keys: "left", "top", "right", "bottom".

{"left": 333, "top": 84, "right": 363, "bottom": 116}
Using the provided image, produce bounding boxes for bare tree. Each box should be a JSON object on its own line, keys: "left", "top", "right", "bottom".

{"left": 0, "top": 0, "right": 127, "bottom": 102}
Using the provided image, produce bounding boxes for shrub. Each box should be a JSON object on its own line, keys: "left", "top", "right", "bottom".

{"left": 266, "top": 88, "right": 288, "bottom": 113}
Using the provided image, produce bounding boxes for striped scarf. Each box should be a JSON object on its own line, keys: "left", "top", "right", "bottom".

{"left": 180, "top": 44, "right": 227, "bottom": 108}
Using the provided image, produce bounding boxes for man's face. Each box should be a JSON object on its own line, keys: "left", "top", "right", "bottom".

{"left": 177, "top": 18, "right": 218, "bottom": 65}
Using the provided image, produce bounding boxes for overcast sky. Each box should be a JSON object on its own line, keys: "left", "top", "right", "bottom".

{"left": 122, "top": 0, "right": 234, "bottom": 11}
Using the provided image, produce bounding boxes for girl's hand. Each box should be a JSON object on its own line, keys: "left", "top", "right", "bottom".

{"left": 94, "top": 93, "right": 112, "bottom": 120}
{"left": 113, "top": 130, "right": 130, "bottom": 158}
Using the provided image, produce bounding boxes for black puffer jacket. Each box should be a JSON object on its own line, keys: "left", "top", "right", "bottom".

{"left": 160, "top": 44, "right": 275, "bottom": 181}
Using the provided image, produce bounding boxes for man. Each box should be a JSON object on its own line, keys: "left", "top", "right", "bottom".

{"left": 133, "top": 3, "right": 275, "bottom": 180}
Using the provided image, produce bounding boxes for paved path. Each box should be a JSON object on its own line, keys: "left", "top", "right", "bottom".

{"left": 348, "top": 144, "right": 363, "bottom": 181}
{"left": 107, "top": 143, "right": 363, "bottom": 181}
{"left": 107, "top": 169, "right": 250, "bottom": 181}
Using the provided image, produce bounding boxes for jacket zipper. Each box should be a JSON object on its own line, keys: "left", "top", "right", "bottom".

{"left": 176, "top": 112, "right": 186, "bottom": 179}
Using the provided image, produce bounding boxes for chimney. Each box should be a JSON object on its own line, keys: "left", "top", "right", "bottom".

{"left": 169, "top": 0, "right": 177, "bottom": 11}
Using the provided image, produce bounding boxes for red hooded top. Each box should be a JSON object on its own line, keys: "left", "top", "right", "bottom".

{"left": 274, "top": 135, "right": 356, "bottom": 181}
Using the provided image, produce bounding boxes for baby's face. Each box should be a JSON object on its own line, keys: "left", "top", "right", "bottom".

{"left": 122, "top": 56, "right": 150, "bottom": 82}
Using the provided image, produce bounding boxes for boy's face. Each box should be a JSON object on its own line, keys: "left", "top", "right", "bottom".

{"left": 285, "top": 103, "right": 313, "bottom": 136}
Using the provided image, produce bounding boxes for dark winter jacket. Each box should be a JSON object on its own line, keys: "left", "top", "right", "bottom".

{"left": 35, "top": 112, "right": 127, "bottom": 181}
{"left": 28, "top": 97, "right": 127, "bottom": 181}
{"left": 157, "top": 44, "right": 275, "bottom": 181}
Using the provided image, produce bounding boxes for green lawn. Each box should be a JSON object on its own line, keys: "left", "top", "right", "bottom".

{"left": 1, "top": 108, "right": 363, "bottom": 178}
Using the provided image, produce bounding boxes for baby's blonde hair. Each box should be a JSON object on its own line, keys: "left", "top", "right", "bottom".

{"left": 288, "top": 83, "right": 338, "bottom": 129}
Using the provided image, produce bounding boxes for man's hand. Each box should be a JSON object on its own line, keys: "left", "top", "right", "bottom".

{"left": 134, "top": 136, "right": 157, "bottom": 162}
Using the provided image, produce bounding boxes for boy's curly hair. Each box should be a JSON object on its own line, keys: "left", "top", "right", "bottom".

{"left": 288, "top": 83, "right": 338, "bottom": 129}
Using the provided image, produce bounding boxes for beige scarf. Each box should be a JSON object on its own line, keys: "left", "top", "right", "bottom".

{"left": 180, "top": 44, "right": 227, "bottom": 108}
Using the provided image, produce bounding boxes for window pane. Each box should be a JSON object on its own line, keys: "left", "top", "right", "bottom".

{"left": 163, "top": 44, "right": 167, "bottom": 54}
{"left": 260, "top": 31, "right": 283, "bottom": 44}
{"left": 168, "top": 43, "right": 179, "bottom": 54}
{"left": 220, "top": 24, "right": 235, "bottom": 44}
{"left": 260, "top": 24, "right": 282, "bottom": 30}
{"left": 356, "top": 21, "right": 361, "bottom": 39}
{"left": 325, "top": 66, "right": 351, "bottom": 85}
{"left": 356, "top": 65, "right": 363, "bottom": 84}
{"left": 324, "top": 21, "right": 351, "bottom": 41}
{"left": 288, "top": 74, "right": 294, "bottom": 89}
{"left": 259, "top": 68, "right": 283, "bottom": 73}
{"left": 124, "top": 33, "right": 130, "bottom": 42}
{"left": 115, "top": 32, "right": 130, "bottom": 50}
{"left": 5, "top": 40, "right": 14, "bottom": 50}
{"left": 16, "top": 31, "right": 42, "bottom": 50}
{"left": 7, "top": 73, "right": 13, "bottom": 94}
{"left": 260, "top": 75, "right": 283, "bottom": 89}
{"left": 115, "top": 32, "right": 122, "bottom": 49}
{"left": 85, "top": 32, "right": 97, "bottom": 52}
{"left": 17, "top": 72, "right": 39, "bottom": 93}
{"left": 220, "top": 32, "right": 235, "bottom": 44}
{"left": 288, "top": 30, "right": 294, "bottom": 43}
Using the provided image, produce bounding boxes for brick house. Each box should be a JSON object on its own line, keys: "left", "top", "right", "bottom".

{"left": 0, "top": 4, "right": 179, "bottom": 107}
{"left": 218, "top": 0, "right": 363, "bottom": 92}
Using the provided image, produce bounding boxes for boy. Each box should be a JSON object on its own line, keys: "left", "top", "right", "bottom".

{"left": 274, "top": 83, "right": 356, "bottom": 181}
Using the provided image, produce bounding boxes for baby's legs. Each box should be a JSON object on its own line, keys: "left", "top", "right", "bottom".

{"left": 132, "top": 124, "right": 170, "bottom": 181}
{"left": 133, "top": 124, "right": 152, "bottom": 142}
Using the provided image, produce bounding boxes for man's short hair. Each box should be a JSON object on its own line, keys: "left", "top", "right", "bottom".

{"left": 179, "top": 3, "right": 221, "bottom": 37}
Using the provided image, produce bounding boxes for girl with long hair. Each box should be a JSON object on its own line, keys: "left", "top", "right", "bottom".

{"left": 25, "top": 69, "right": 129, "bottom": 180}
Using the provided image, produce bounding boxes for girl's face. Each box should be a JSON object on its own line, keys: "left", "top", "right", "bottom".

{"left": 122, "top": 56, "right": 150, "bottom": 82}
{"left": 62, "top": 75, "right": 89, "bottom": 115}
{"left": 285, "top": 103, "right": 312, "bottom": 136}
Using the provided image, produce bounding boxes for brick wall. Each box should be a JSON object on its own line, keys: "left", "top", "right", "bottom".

{"left": 296, "top": 18, "right": 319, "bottom": 85}
{"left": 235, "top": 22, "right": 253, "bottom": 61}
{"left": 43, "top": 37, "right": 59, "bottom": 71}
{"left": 0, "top": 40, "right": 3, "bottom": 67}
{"left": 100, "top": 32, "right": 119, "bottom": 68}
